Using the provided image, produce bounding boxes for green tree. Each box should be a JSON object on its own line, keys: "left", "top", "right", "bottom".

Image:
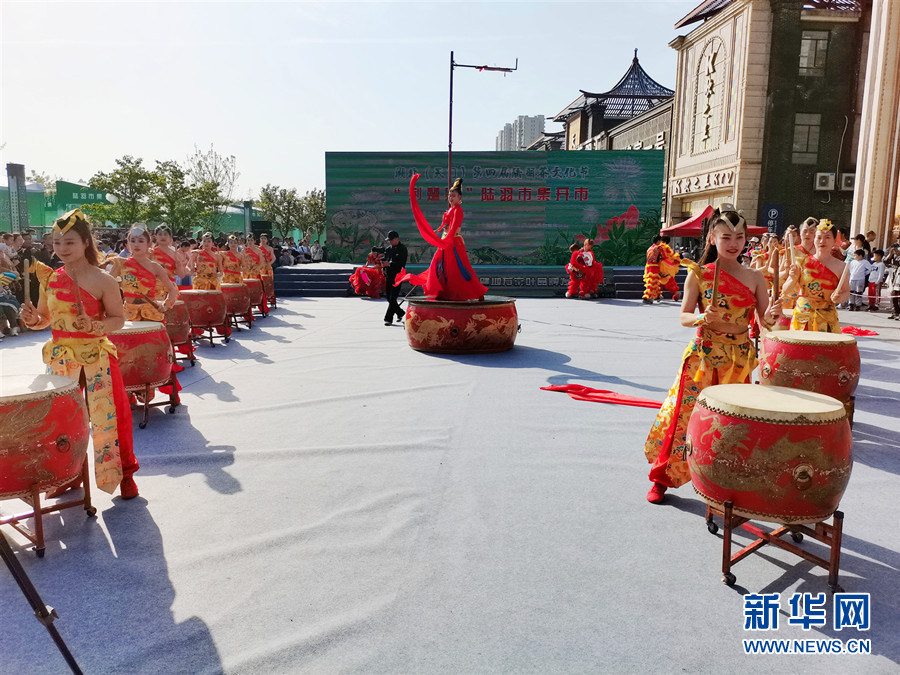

{"left": 27, "top": 170, "right": 60, "bottom": 198}
{"left": 186, "top": 144, "right": 239, "bottom": 232}
{"left": 85, "top": 155, "right": 155, "bottom": 226}
{"left": 299, "top": 188, "right": 326, "bottom": 241}
{"left": 148, "top": 160, "right": 219, "bottom": 237}
{"left": 257, "top": 184, "right": 303, "bottom": 239}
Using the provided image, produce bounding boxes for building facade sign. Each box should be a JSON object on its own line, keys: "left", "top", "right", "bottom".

{"left": 670, "top": 168, "right": 736, "bottom": 196}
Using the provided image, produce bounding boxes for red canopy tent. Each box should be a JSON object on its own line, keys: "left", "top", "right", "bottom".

{"left": 661, "top": 205, "right": 768, "bottom": 237}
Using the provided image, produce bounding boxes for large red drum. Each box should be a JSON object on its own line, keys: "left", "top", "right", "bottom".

{"left": 405, "top": 296, "right": 518, "bottom": 354}
{"left": 221, "top": 283, "right": 251, "bottom": 316}
{"left": 759, "top": 330, "right": 859, "bottom": 403}
{"left": 261, "top": 274, "right": 275, "bottom": 303}
{"left": 180, "top": 289, "right": 227, "bottom": 329}
{"left": 0, "top": 375, "right": 90, "bottom": 499}
{"left": 769, "top": 309, "right": 793, "bottom": 332}
{"left": 687, "top": 384, "right": 852, "bottom": 524}
{"left": 164, "top": 300, "right": 191, "bottom": 345}
{"left": 109, "top": 321, "right": 174, "bottom": 390}
{"left": 244, "top": 278, "right": 264, "bottom": 306}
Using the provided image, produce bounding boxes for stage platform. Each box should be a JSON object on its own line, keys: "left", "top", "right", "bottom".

{"left": 1, "top": 297, "right": 898, "bottom": 672}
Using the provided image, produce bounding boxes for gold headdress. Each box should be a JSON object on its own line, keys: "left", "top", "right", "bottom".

{"left": 450, "top": 178, "right": 463, "bottom": 192}
{"left": 801, "top": 216, "right": 819, "bottom": 230}
{"left": 129, "top": 222, "right": 149, "bottom": 237}
{"left": 816, "top": 219, "right": 835, "bottom": 232}
{"left": 711, "top": 208, "right": 746, "bottom": 232}
{"left": 54, "top": 209, "right": 87, "bottom": 235}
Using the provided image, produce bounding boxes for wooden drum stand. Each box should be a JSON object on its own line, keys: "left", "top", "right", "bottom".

{"left": 706, "top": 501, "right": 845, "bottom": 592}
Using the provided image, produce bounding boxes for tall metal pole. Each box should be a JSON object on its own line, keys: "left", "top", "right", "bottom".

{"left": 448, "top": 51, "right": 454, "bottom": 193}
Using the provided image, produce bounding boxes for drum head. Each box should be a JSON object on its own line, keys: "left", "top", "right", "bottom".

{"left": 698, "top": 383, "right": 846, "bottom": 423}
{"left": 767, "top": 330, "right": 857, "bottom": 347}
{"left": 115, "top": 320, "right": 166, "bottom": 334}
{"left": 0, "top": 374, "right": 79, "bottom": 401}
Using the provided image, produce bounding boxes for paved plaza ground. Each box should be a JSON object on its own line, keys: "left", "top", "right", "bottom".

{"left": 1, "top": 296, "right": 898, "bottom": 673}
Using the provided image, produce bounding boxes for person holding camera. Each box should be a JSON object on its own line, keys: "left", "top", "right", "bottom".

{"left": 382, "top": 230, "right": 408, "bottom": 326}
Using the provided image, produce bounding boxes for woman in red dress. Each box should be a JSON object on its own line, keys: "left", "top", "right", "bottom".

{"left": 402, "top": 174, "right": 488, "bottom": 301}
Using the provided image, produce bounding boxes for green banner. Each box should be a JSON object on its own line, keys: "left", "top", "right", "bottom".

{"left": 325, "top": 150, "right": 664, "bottom": 265}
{"left": 55, "top": 181, "right": 112, "bottom": 210}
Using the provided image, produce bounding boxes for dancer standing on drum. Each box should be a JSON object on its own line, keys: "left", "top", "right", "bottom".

{"left": 400, "top": 175, "right": 488, "bottom": 302}
{"left": 782, "top": 220, "right": 849, "bottom": 332}
{"left": 190, "top": 233, "right": 223, "bottom": 290}
{"left": 644, "top": 210, "right": 782, "bottom": 504}
{"left": 20, "top": 209, "right": 140, "bottom": 499}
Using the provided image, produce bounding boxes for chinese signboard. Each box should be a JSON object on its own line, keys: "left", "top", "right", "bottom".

{"left": 325, "top": 150, "right": 664, "bottom": 265}
{"left": 55, "top": 181, "right": 112, "bottom": 210}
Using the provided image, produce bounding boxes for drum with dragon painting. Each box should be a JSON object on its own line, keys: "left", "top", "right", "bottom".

{"left": 405, "top": 296, "right": 518, "bottom": 354}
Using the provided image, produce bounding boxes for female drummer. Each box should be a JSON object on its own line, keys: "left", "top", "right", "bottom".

{"left": 259, "top": 233, "right": 275, "bottom": 276}
{"left": 401, "top": 175, "right": 488, "bottom": 301}
{"left": 190, "top": 232, "right": 223, "bottom": 290}
{"left": 152, "top": 224, "right": 188, "bottom": 293}
{"left": 110, "top": 224, "right": 178, "bottom": 322}
{"left": 782, "top": 220, "right": 850, "bottom": 332}
{"left": 242, "top": 233, "right": 269, "bottom": 313}
{"left": 20, "top": 209, "right": 140, "bottom": 499}
{"left": 222, "top": 235, "right": 246, "bottom": 284}
{"left": 644, "top": 210, "right": 782, "bottom": 504}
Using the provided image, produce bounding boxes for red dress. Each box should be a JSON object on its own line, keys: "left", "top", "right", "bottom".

{"left": 350, "top": 253, "right": 385, "bottom": 298}
{"left": 400, "top": 174, "right": 488, "bottom": 301}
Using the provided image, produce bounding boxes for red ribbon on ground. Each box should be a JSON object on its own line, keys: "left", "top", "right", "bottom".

{"left": 541, "top": 384, "right": 663, "bottom": 409}
{"left": 841, "top": 326, "right": 879, "bottom": 336}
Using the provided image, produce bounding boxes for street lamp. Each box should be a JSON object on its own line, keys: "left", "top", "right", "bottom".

{"left": 448, "top": 51, "right": 518, "bottom": 192}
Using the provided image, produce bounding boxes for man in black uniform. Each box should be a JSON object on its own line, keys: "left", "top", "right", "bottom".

{"left": 383, "top": 230, "right": 408, "bottom": 326}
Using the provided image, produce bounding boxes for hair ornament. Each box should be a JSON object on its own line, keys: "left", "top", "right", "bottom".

{"left": 54, "top": 209, "right": 87, "bottom": 235}
{"left": 817, "top": 219, "right": 835, "bottom": 232}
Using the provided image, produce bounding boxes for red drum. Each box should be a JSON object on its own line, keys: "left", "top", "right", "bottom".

{"left": 164, "top": 300, "right": 191, "bottom": 345}
{"left": 180, "top": 289, "right": 227, "bottom": 329}
{"left": 0, "top": 375, "right": 90, "bottom": 499}
{"left": 261, "top": 274, "right": 275, "bottom": 303}
{"left": 687, "top": 384, "right": 852, "bottom": 524}
{"left": 221, "top": 283, "right": 251, "bottom": 316}
{"left": 405, "top": 296, "right": 518, "bottom": 354}
{"left": 769, "top": 309, "right": 793, "bottom": 331}
{"left": 109, "top": 321, "right": 174, "bottom": 390}
{"left": 759, "top": 330, "right": 859, "bottom": 404}
{"left": 244, "top": 278, "right": 264, "bottom": 306}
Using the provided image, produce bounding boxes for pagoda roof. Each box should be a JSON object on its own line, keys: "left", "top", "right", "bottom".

{"left": 553, "top": 50, "right": 674, "bottom": 122}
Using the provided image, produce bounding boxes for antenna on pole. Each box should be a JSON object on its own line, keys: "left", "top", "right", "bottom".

{"left": 448, "top": 53, "right": 518, "bottom": 192}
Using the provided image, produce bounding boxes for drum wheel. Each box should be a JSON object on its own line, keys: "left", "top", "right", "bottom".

{"left": 34, "top": 547, "right": 45, "bottom": 558}
{"left": 790, "top": 532, "right": 803, "bottom": 543}
{"left": 707, "top": 521, "right": 719, "bottom": 535}
{"left": 85, "top": 506, "right": 97, "bottom": 517}
{"left": 722, "top": 572, "right": 736, "bottom": 586}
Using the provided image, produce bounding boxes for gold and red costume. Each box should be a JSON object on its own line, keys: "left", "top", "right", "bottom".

{"left": 243, "top": 248, "right": 269, "bottom": 313}
{"left": 36, "top": 264, "right": 138, "bottom": 494}
{"left": 642, "top": 243, "right": 662, "bottom": 301}
{"left": 566, "top": 249, "right": 592, "bottom": 298}
{"left": 193, "top": 250, "right": 221, "bottom": 290}
{"left": 791, "top": 254, "right": 841, "bottom": 333}
{"left": 644, "top": 262, "right": 758, "bottom": 488}
{"left": 108, "top": 257, "right": 165, "bottom": 322}
{"left": 657, "top": 243, "right": 681, "bottom": 300}
{"left": 261, "top": 247, "right": 275, "bottom": 276}
{"left": 222, "top": 250, "right": 245, "bottom": 284}
{"left": 152, "top": 246, "right": 179, "bottom": 295}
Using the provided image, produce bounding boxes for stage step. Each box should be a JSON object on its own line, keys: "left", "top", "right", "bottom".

{"left": 273, "top": 264, "right": 686, "bottom": 299}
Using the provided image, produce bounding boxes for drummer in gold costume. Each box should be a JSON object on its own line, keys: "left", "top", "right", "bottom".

{"left": 151, "top": 224, "right": 188, "bottom": 294}
{"left": 108, "top": 224, "right": 178, "bottom": 322}
{"left": 242, "top": 233, "right": 264, "bottom": 280}
{"left": 222, "top": 235, "right": 247, "bottom": 284}
{"left": 259, "top": 233, "right": 275, "bottom": 275}
{"left": 782, "top": 220, "right": 850, "bottom": 333}
{"left": 20, "top": 209, "right": 140, "bottom": 499}
{"left": 190, "top": 232, "right": 223, "bottom": 290}
{"left": 644, "top": 210, "right": 781, "bottom": 504}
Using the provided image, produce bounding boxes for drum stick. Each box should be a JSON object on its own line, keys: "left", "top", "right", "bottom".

{"left": 710, "top": 261, "right": 720, "bottom": 310}
{"left": 23, "top": 259, "right": 31, "bottom": 306}
{"left": 772, "top": 248, "right": 780, "bottom": 301}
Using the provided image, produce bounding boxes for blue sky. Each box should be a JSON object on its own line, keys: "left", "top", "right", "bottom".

{"left": 1, "top": 1, "right": 699, "bottom": 199}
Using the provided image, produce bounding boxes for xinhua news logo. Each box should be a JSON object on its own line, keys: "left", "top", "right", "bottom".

{"left": 742, "top": 592, "right": 871, "bottom": 655}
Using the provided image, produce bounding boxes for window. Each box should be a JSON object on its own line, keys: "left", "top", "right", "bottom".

{"left": 792, "top": 113, "right": 821, "bottom": 164}
{"left": 799, "top": 31, "right": 829, "bottom": 77}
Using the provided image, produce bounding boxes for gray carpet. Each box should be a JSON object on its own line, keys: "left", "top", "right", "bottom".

{"left": 1, "top": 297, "right": 898, "bottom": 673}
